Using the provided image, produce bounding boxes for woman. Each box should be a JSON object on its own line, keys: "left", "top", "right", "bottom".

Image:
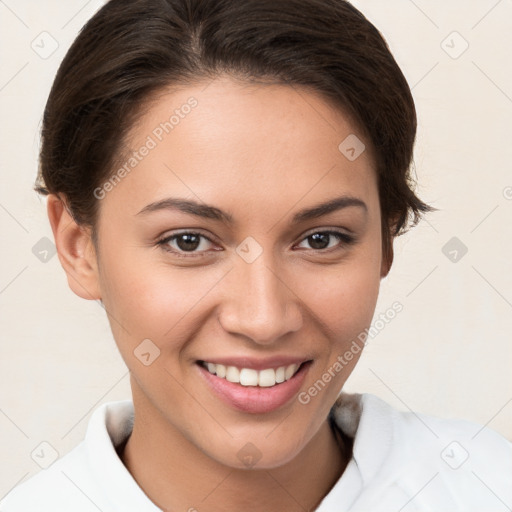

{"left": 1, "top": 0, "right": 510, "bottom": 510}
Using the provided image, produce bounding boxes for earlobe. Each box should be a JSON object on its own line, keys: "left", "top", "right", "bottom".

{"left": 46, "top": 194, "right": 101, "bottom": 301}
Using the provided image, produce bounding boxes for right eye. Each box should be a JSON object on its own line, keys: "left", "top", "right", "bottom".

{"left": 156, "top": 231, "right": 219, "bottom": 258}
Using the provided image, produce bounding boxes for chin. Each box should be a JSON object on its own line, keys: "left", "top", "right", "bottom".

{"left": 200, "top": 423, "right": 316, "bottom": 471}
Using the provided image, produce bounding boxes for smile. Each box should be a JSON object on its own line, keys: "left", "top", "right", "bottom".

{"left": 197, "top": 358, "right": 312, "bottom": 414}
{"left": 200, "top": 361, "right": 301, "bottom": 388}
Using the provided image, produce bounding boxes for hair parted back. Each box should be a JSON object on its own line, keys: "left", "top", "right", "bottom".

{"left": 35, "top": 0, "right": 434, "bottom": 258}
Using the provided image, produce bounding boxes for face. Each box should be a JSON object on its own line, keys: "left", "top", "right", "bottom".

{"left": 89, "top": 76, "right": 387, "bottom": 468}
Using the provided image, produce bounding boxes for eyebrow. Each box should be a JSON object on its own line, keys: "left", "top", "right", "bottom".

{"left": 136, "top": 195, "right": 367, "bottom": 224}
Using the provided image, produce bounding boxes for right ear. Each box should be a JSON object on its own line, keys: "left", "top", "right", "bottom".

{"left": 380, "top": 215, "right": 399, "bottom": 279}
{"left": 46, "top": 194, "right": 102, "bottom": 301}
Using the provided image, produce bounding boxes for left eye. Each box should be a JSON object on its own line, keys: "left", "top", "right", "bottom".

{"left": 296, "top": 231, "right": 354, "bottom": 251}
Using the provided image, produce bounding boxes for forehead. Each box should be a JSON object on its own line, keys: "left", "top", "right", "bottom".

{"left": 102, "top": 76, "right": 378, "bottom": 221}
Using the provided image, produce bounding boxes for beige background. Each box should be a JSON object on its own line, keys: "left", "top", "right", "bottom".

{"left": 1, "top": 0, "right": 511, "bottom": 496}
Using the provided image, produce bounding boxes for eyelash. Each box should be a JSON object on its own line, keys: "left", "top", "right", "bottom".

{"left": 155, "top": 230, "right": 356, "bottom": 258}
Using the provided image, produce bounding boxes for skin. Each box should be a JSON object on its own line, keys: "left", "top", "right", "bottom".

{"left": 48, "top": 76, "right": 393, "bottom": 511}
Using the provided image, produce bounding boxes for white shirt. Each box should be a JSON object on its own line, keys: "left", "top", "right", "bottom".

{"left": 1, "top": 392, "right": 511, "bottom": 511}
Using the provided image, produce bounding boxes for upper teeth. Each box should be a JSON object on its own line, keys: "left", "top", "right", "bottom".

{"left": 203, "top": 362, "right": 300, "bottom": 387}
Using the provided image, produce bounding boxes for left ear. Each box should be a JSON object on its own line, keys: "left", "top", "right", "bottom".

{"left": 381, "top": 237, "right": 394, "bottom": 278}
{"left": 380, "top": 218, "right": 396, "bottom": 278}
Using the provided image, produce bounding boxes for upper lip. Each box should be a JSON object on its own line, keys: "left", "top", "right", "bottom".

{"left": 198, "top": 356, "right": 311, "bottom": 371}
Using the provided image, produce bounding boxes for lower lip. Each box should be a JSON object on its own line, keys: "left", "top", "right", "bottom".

{"left": 197, "top": 362, "right": 311, "bottom": 414}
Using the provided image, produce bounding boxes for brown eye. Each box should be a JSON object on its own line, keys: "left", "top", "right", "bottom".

{"left": 156, "top": 232, "right": 216, "bottom": 257}
{"left": 174, "top": 233, "right": 202, "bottom": 251}
{"left": 296, "top": 231, "right": 355, "bottom": 251}
{"left": 307, "top": 233, "right": 331, "bottom": 250}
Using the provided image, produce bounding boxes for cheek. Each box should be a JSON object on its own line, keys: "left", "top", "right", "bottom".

{"left": 294, "top": 254, "right": 381, "bottom": 414}
{"left": 301, "top": 266, "right": 379, "bottom": 400}
{"left": 298, "top": 251, "right": 382, "bottom": 341}
{"left": 99, "top": 251, "right": 228, "bottom": 347}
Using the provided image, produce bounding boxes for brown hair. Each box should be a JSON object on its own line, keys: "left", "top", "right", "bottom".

{"left": 35, "top": 0, "right": 434, "bottom": 261}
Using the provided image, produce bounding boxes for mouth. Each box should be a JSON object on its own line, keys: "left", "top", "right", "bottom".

{"left": 199, "top": 360, "right": 304, "bottom": 387}
{"left": 196, "top": 359, "right": 312, "bottom": 414}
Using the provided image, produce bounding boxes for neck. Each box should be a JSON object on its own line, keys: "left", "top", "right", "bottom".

{"left": 119, "top": 390, "right": 351, "bottom": 512}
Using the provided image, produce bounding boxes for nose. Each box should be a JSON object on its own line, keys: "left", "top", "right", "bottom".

{"left": 218, "top": 253, "right": 303, "bottom": 345}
